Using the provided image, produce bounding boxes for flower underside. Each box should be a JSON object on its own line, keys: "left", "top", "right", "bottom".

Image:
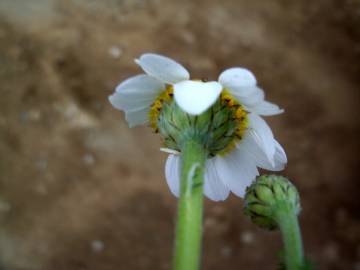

{"left": 151, "top": 85, "right": 248, "bottom": 157}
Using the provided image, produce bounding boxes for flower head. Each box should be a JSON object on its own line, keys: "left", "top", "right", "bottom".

{"left": 244, "top": 175, "right": 301, "bottom": 230}
{"left": 109, "top": 53, "right": 287, "bottom": 201}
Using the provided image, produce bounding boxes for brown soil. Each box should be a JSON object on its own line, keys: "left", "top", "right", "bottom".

{"left": 0, "top": 0, "right": 360, "bottom": 269}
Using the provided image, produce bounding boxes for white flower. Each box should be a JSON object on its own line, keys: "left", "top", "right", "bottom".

{"left": 109, "top": 53, "right": 287, "bottom": 201}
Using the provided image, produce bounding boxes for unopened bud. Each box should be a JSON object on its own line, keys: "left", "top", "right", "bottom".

{"left": 244, "top": 175, "right": 301, "bottom": 230}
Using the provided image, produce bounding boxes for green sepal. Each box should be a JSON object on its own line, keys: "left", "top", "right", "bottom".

{"left": 158, "top": 99, "right": 245, "bottom": 157}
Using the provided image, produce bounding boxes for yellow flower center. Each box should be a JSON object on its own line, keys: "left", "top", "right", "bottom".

{"left": 217, "top": 89, "right": 248, "bottom": 156}
{"left": 149, "top": 85, "right": 174, "bottom": 131}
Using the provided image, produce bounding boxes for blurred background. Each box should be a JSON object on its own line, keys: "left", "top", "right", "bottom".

{"left": 0, "top": 0, "right": 360, "bottom": 269}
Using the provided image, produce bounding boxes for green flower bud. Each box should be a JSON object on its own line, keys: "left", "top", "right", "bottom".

{"left": 244, "top": 175, "right": 301, "bottom": 230}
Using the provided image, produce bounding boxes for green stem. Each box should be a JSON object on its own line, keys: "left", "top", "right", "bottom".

{"left": 276, "top": 202, "right": 304, "bottom": 270}
{"left": 174, "top": 139, "right": 207, "bottom": 270}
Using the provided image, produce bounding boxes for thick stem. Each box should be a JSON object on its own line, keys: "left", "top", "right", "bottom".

{"left": 174, "top": 139, "right": 207, "bottom": 270}
{"left": 276, "top": 203, "right": 304, "bottom": 270}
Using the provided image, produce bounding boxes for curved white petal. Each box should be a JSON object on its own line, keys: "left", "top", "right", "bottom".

{"left": 246, "top": 100, "right": 284, "bottom": 116}
{"left": 219, "top": 67, "right": 257, "bottom": 88}
{"left": 165, "top": 154, "right": 181, "bottom": 197}
{"left": 135, "top": 53, "right": 190, "bottom": 84}
{"left": 239, "top": 133, "right": 287, "bottom": 171}
{"left": 204, "top": 159, "right": 230, "bottom": 201}
{"left": 114, "top": 74, "right": 165, "bottom": 97}
{"left": 109, "top": 93, "right": 153, "bottom": 111}
{"left": 242, "top": 87, "right": 265, "bottom": 104}
{"left": 109, "top": 74, "right": 165, "bottom": 127}
{"left": 174, "top": 80, "right": 222, "bottom": 115}
{"left": 213, "top": 149, "right": 259, "bottom": 198}
{"left": 247, "top": 113, "right": 276, "bottom": 166}
{"left": 232, "top": 87, "right": 265, "bottom": 108}
{"left": 219, "top": 68, "right": 266, "bottom": 108}
{"left": 124, "top": 107, "right": 150, "bottom": 127}
{"left": 219, "top": 67, "right": 285, "bottom": 116}
{"left": 274, "top": 139, "right": 287, "bottom": 166}
{"left": 160, "top": 148, "right": 180, "bottom": 155}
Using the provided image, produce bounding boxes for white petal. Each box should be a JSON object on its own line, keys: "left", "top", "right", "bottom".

{"left": 219, "top": 68, "right": 266, "bottom": 108}
{"left": 274, "top": 139, "right": 287, "bottom": 166}
{"left": 115, "top": 74, "right": 165, "bottom": 96}
{"left": 246, "top": 100, "right": 284, "bottom": 116}
{"left": 204, "top": 159, "right": 230, "bottom": 201}
{"left": 247, "top": 113, "right": 276, "bottom": 166}
{"left": 165, "top": 154, "right": 181, "bottom": 197}
{"left": 160, "top": 148, "right": 180, "bottom": 155}
{"left": 213, "top": 149, "right": 259, "bottom": 198}
{"left": 174, "top": 80, "right": 222, "bottom": 115}
{"left": 124, "top": 107, "right": 149, "bottom": 128}
{"left": 109, "top": 74, "right": 165, "bottom": 127}
{"left": 219, "top": 67, "right": 257, "bottom": 88}
{"left": 219, "top": 67, "right": 284, "bottom": 116}
{"left": 238, "top": 135, "right": 273, "bottom": 170}
{"left": 239, "top": 134, "right": 286, "bottom": 171}
{"left": 109, "top": 92, "right": 153, "bottom": 111}
{"left": 232, "top": 86, "right": 265, "bottom": 107}
{"left": 135, "top": 53, "right": 190, "bottom": 84}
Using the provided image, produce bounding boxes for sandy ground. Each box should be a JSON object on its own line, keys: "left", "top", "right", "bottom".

{"left": 0, "top": 0, "right": 360, "bottom": 269}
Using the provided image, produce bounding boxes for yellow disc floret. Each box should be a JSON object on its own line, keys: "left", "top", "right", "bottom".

{"left": 216, "top": 89, "right": 249, "bottom": 156}
{"left": 149, "top": 85, "right": 174, "bottom": 131}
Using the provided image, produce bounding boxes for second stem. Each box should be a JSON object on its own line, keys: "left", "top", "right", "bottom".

{"left": 276, "top": 202, "right": 304, "bottom": 270}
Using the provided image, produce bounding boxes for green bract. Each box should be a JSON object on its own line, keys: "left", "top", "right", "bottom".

{"left": 158, "top": 98, "right": 245, "bottom": 157}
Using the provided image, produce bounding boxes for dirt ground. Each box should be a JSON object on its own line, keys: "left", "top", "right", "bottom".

{"left": 0, "top": 0, "right": 360, "bottom": 269}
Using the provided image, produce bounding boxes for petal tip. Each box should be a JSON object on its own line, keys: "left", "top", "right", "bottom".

{"left": 108, "top": 93, "right": 121, "bottom": 110}
{"left": 135, "top": 53, "right": 190, "bottom": 84}
{"left": 134, "top": 58, "right": 141, "bottom": 65}
{"left": 219, "top": 67, "right": 257, "bottom": 88}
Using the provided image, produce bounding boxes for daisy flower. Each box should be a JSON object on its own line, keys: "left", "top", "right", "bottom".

{"left": 109, "top": 53, "right": 287, "bottom": 201}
